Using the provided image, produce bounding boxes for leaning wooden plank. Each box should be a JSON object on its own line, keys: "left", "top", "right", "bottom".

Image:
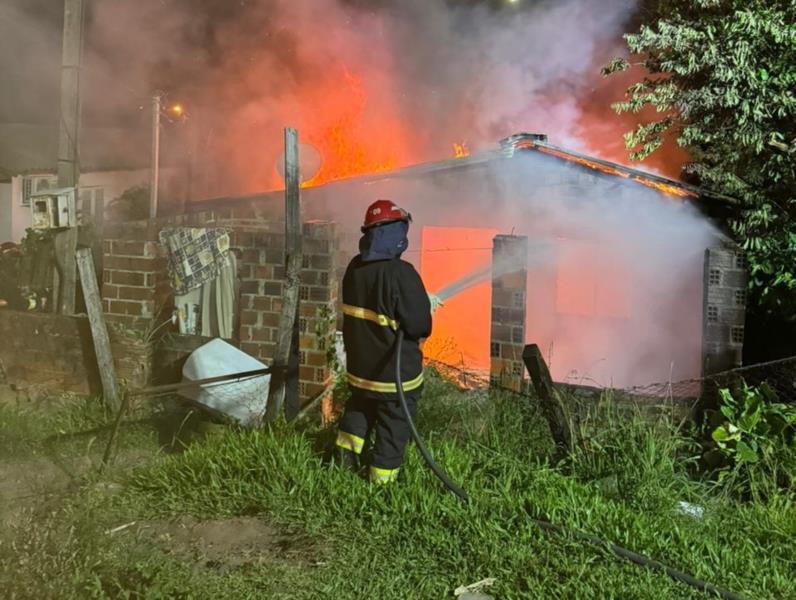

{"left": 76, "top": 247, "right": 121, "bottom": 411}
{"left": 265, "top": 127, "right": 302, "bottom": 421}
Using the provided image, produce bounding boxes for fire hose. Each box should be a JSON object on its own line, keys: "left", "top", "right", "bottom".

{"left": 393, "top": 330, "right": 744, "bottom": 600}
{"left": 395, "top": 329, "right": 469, "bottom": 502}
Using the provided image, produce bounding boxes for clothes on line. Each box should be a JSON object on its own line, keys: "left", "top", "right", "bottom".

{"left": 162, "top": 227, "right": 237, "bottom": 338}
{"left": 174, "top": 252, "right": 238, "bottom": 338}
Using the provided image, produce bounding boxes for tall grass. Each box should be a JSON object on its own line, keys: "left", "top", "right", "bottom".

{"left": 566, "top": 392, "right": 704, "bottom": 512}
{"left": 118, "top": 378, "right": 793, "bottom": 598}
{"left": 2, "top": 374, "right": 794, "bottom": 599}
{"left": 0, "top": 396, "right": 111, "bottom": 458}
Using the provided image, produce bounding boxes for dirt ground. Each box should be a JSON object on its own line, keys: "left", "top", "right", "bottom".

{"left": 135, "top": 516, "right": 323, "bottom": 571}
{"left": 0, "top": 396, "right": 326, "bottom": 581}
{"left": 0, "top": 457, "right": 91, "bottom": 524}
{"left": 0, "top": 445, "right": 149, "bottom": 527}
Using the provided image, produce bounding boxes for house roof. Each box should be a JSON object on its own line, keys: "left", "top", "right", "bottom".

{"left": 346, "top": 133, "right": 734, "bottom": 204}
{"left": 0, "top": 123, "right": 153, "bottom": 181}
{"left": 193, "top": 132, "right": 736, "bottom": 212}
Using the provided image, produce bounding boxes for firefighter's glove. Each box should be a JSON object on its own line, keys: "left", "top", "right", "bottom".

{"left": 428, "top": 293, "right": 444, "bottom": 314}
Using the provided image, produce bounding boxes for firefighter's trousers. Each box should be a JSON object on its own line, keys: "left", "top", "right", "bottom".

{"left": 335, "top": 387, "right": 421, "bottom": 483}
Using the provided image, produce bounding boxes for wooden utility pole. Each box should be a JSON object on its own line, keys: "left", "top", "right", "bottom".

{"left": 54, "top": 0, "right": 85, "bottom": 315}
{"left": 76, "top": 248, "right": 120, "bottom": 411}
{"left": 149, "top": 94, "right": 162, "bottom": 219}
{"left": 266, "top": 128, "right": 302, "bottom": 422}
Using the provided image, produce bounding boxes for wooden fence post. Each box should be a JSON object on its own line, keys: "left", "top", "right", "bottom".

{"left": 522, "top": 344, "right": 573, "bottom": 455}
{"left": 76, "top": 247, "right": 121, "bottom": 411}
{"left": 266, "top": 128, "right": 302, "bottom": 421}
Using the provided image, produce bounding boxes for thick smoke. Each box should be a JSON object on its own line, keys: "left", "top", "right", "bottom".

{"left": 73, "top": 0, "right": 677, "bottom": 196}
{"left": 306, "top": 152, "right": 716, "bottom": 388}
{"left": 0, "top": 1, "right": 62, "bottom": 123}
{"left": 3, "top": 0, "right": 682, "bottom": 191}
{"left": 2, "top": 0, "right": 710, "bottom": 387}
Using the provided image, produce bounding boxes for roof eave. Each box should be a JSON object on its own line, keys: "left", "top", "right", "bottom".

{"left": 525, "top": 140, "right": 732, "bottom": 202}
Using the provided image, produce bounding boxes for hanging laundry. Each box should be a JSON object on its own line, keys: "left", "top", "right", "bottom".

{"left": 161, "top": 227, "right": 236, "bottom": 337}
{"left": 159, "top": 227, "right": 231, "bottom": 295}
{"left": 199, "top": 252, "right": 238, "bottom": 339}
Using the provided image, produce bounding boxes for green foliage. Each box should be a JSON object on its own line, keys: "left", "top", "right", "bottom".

{"left": 0, "top": 245, "right": 21, "bottom": 301}
{"left": 606, "top": 0, "right": 796, "bottom": 315}
{"left": 109, "top": 185, "right": 151, "bottom": 221}
{"left": 0, "top": 228, "right": 56, "bottom": 309}
{"left": 19, "top": 228, "right": 55, "bottom": 254}
{"left": 315, "top": 304, "right": 340, "bottom": 373}
{"left": 706, "top": 381, "right": 796, "bottom": 496}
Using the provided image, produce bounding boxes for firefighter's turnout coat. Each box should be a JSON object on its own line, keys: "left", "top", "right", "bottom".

{"left": 342, "top": 255, "right": 432, "bottom": 394}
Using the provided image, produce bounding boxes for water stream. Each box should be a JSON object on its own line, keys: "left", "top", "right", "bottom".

{"left": 433, "top": 240, "right": 554, "bottom": 302}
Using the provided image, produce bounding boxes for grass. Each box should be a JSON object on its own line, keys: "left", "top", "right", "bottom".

{"left": 0, "top": 395, "right": 112, "bottom": 458}
{"left": 1, "top": 373, "right": 794, "bottom": 599}
{"left": 0, "top": 393, "right": 165, "bottom": 462}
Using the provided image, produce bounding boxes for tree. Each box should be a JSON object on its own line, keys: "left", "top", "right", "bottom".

{"left": 605, "top": 0, "right": 795, "bottom": 317}
{"left": 108, "top": 185, "right": 151, "bottom": 222}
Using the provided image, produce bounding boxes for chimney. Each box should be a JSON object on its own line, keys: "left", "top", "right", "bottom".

{"left": 499, "top": 132, "right": 548, "bottom": 157}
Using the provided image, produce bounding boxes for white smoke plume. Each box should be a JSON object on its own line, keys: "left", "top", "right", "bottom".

{"left": 306, "top": 151, "right": 716, "bottom": 388}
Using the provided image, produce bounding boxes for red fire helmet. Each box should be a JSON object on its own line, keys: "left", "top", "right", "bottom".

{"left": 362, "top": 199, "right": 412, "bottom": 231}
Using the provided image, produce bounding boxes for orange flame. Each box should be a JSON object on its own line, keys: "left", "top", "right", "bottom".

{"left": 296, "top": 66, "right": 413, "bottom": 187}
{"left": 636, "top": 179, "right": 691, "bottom": 199}
{"left": 453, "top": 142, "right": 470, "bottom": 159}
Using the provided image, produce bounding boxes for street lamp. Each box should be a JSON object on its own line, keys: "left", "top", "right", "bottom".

{"left": 151, "top": 96, "right": 189, "bottom": 219}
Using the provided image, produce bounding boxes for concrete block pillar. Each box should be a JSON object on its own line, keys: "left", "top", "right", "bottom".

{"left": 490, "top": 235, "right": 528, "bottom": 392}
{"left": 702, "top": 244, "right": 747, "bottom": 375}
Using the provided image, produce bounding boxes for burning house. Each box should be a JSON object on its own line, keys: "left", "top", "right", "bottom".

{"left": 0, "top": 132, "right": 745, "bottom": 408}
{"left": 192, "top": 133, "right": 746, "bottom": 393}
{"left": 7, "top": 0, "right": 741, "bottom": 402}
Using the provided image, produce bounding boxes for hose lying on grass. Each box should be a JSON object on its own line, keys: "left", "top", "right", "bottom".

{"left": 395, "top": 330, "right": 469, "bottom": 502}
{"left": 394, "top": 330, "right": 745, "bottom": 600}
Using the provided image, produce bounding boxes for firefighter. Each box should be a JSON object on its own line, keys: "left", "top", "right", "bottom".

{"left": 332, "top": 199, "right": 442, "bottom": 484}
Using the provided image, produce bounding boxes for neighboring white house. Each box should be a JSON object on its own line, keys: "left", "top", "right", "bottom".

{"left": 0, "top": 183, "right": 11, "bottom": 241}
{"left": 0, "top": 169, "right": 153, "bottom": 242}
{"left": 0, "top": 123, "right": 187, "bottom": 242}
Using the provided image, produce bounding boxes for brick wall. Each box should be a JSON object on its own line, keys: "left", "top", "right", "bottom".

{"left": 233, "top": 223, "right": 287, "bottom": 363}
{"left": 100, "top": 212, "right": 339, "bottom": 406}
{"left": 102, "top": 221, "right": 170, "bottom": 331}
{"left": 228, "top": 219, "right": 338, "bottom": 404}
{"left": 490, "top": 235, "right": 529, "bottom": 392}
{"left": 297, "top": 221, "right": 339, "bottom": 403}
{"left": 0, "top": 311, "right": 152, "bottom": 395}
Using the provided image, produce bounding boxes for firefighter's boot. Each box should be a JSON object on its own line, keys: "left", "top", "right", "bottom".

{"left": 330, "top": 445, "right": 360, "bottom": 471}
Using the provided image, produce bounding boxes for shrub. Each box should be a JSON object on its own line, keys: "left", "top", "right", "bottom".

{"left": 705, "top": 381, "right": 796, "bottom": 498}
